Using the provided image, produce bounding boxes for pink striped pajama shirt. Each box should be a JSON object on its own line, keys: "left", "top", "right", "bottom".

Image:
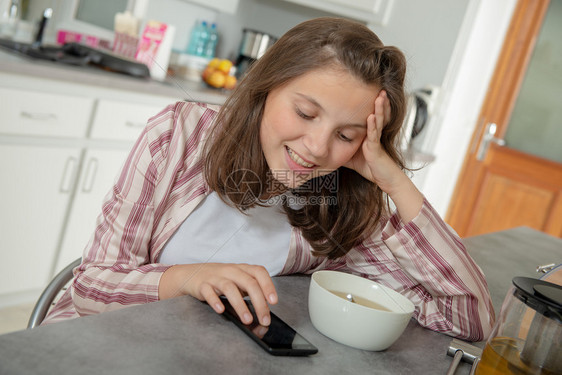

{"left": 43, "top": 101, "right": 495, "bottom": 341}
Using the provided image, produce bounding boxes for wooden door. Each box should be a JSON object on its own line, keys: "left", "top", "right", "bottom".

{"left": 446, "top": 0, "right": 562, "bottom": 238}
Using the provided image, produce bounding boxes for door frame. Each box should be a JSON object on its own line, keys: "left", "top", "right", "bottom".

{"left": 445, "top": 0, "right": 551, "bottom": 235}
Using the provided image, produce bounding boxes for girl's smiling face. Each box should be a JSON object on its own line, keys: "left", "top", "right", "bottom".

{"left": 260, "top": 67, "right": 380, "bottom": 189}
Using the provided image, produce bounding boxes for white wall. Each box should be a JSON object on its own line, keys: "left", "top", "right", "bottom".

{"left": 417, "top": 0, "right": 518, "bottom": 216}
{"left": 370, "top": 0, "right": 469, "bottom": 91}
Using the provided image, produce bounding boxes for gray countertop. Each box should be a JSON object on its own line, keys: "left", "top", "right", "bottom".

{"left": 462, "top": 226, "right": 561, "bottom": 313}
{"left": 0, "top": 48, "right": 229, "bottom": 104}
{"left": 0, "top": 226, "right": 560, "bottom": 374}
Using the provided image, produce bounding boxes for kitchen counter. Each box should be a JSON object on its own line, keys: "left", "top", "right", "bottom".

{"left": 0, "top": 227, "right": 560, "bottom": 374}
{"left": 0, "top": 48, "right": 229, "bottom": 105}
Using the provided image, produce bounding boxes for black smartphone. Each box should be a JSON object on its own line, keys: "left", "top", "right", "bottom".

{"left": 219, "top": 296, "right": 318, "bottom": 356}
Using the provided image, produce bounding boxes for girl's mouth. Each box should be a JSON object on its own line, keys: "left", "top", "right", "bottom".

{"left": 285, "top": 146, "right": 315, "bottom": 169}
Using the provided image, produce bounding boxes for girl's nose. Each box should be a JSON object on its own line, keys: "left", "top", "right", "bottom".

{"left": 303, "top": 127, "right": 330, "bottom": 160}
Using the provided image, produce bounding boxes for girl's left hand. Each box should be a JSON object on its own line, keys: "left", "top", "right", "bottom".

{"left": 345, "top": 90, "right": 403, "bottom": 195}
{"left": 346, "top": 90, "right": 424, "bottom": 222}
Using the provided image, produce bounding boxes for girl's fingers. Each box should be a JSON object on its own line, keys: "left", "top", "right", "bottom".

{"left": 375, "top": 99, "right": 385, "bottom": 136}
{"left": 201, "top": 283, "right": 224, "bottom": 314}
{"left": 383, "top": 91, "right": 391, "bottom": 124}
{"left": 222, "top": 287, "right": 255, "bottom": 325}
{"left": 239, "top": 264, "right": 277, "bottom": 303}
{"left": 366, "top": 113, "right": 377, "bottom": 143}
{"left": 199, "top": 264, "right": 276, "bottom": 326}
{"left": 367, "top": 94, "right": 385, "bottom": 144}
{"left": 239, "top": 264, "right": 277, "bottom": 325}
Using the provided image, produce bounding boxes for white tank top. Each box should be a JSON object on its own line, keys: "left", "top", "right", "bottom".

{"left": 158, "top": 192, "right": 292, "bottom": 275}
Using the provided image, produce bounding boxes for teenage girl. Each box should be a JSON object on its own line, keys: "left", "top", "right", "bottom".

{"left": 45, "top": 17, "right": 494, "bottom": 341}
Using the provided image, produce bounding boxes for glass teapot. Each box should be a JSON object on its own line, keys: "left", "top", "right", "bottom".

{"left": 475, "top": 274, "right": 562, "bottom": 375}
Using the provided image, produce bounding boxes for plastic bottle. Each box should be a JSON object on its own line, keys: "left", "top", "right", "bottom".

{"left": 204, "top": 23, "right": 218, "bottom": 59}
{"left": 194, "top": 20, "right": 209, "bottom": 57}
{"left": 187, "top": 20, "right": 206, "bottom": 56}
{"left": 186, "top": 20, "right": 199, "bottom": 55}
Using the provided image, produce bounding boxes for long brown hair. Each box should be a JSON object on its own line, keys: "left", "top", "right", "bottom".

{"left": 204, "top": 17, "right": 407, "bottom": 259}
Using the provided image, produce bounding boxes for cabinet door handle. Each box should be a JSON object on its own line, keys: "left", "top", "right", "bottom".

{"left": 125, "top": 120, "right": 145, "bottom": 129}
{"left": 20, "top": 111, "right": 58, "bottom": 121}
{"left": 82, "top": 157, "right": 98, "bottom": 193}
{"left": 59, "top": 157, "right": 77, "bottom": 193}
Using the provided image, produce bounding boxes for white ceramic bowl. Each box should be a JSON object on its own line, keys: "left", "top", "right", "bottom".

{"left": 308, "top": 270, "right": 415, "bottom": 351}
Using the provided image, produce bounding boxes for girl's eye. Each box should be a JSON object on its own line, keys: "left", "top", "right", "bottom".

{"left": 296, "top": 108, "right": 314, "bottom": 120}
{"left": 338, "top": 132, "right": 353, "bottom": 142}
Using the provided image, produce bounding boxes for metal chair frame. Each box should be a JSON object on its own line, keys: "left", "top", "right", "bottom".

{"left": 27, "top": 257, "right": 81, "bottom": 328}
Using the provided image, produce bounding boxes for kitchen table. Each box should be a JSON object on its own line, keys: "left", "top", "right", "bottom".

{"left": 0, "top": 226, "right": 560, "bottom": 375}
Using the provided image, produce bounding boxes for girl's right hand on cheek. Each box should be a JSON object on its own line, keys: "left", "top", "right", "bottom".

{"left": 159, "top": 263, "right": 278, "bottom": 326}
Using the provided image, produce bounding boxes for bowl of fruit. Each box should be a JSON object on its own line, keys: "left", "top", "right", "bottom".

{"left": 202, "top": 58, "right": 237, "bottom": 90}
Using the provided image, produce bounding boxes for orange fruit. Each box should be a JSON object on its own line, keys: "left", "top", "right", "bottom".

{"left": 207, "top": 58, "right": 221, "bottom": 69}
{"left": 224, "top": 75, "right": 237, "bottom": 90}
{"left": 206, "top": 71, "right": 226, "bottom": 88}
{"left": 202, "top": 66, "right": 215, "bottom": 81}
{"left": 217, "top": 59, "right": 233, "bottom": 74}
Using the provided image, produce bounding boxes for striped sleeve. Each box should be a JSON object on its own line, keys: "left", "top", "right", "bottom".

{"left": 377, "top": 199, "right": 495, "bottom": 340}
{"left": 357, "top": 199, "right": 495, "bottom": 340}
{"left": 43, "top": 101, "right": 217, "bottom": 322}
{"left": 284, "top": 198, "right": 496, "bottom": 341}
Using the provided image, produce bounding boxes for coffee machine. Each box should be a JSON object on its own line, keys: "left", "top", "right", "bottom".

{"left": 235, "top": 28, "right": 277, "bottom": 79}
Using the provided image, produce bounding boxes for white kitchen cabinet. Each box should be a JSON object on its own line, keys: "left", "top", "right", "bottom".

{"left": 55, "top": 148, "right": 131, "bottom": 273}
{"left": 90, "top": 99, "right": 166, "bottom": 141}
{"left": 0, "top": 145, "right": 81, "bottom": 296}
{"left": 182, "top": 0, "right": 240, "bottom": 14}
{"left": 0, "top": 88, "right": 94, "bottom": 138}
{"left": 0, "top": 76, "right": 174, "bottom": 303}
{"left": 0, "top": 86, "right": 93, "bottom": 300}
{"left": 282, "top": 0, "right": 394, "bottom": 25}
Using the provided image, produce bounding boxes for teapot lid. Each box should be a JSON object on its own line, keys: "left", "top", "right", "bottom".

{"left": 512, "top": 277, "right": 562, "bottom": 322}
